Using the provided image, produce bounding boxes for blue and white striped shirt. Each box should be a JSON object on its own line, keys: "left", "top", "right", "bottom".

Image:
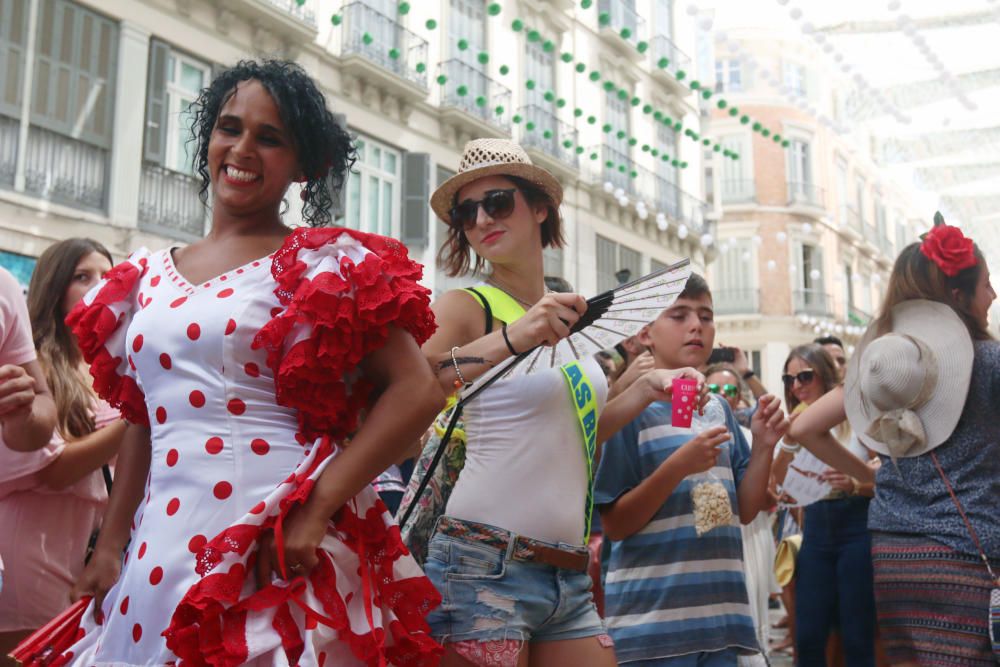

{"left": 594, "top": 396, "right": 759, "bottom": 663}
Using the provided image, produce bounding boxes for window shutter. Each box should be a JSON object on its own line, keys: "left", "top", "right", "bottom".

{"left": 401, "top": 152, "right": 429, "bottom": 248}
{"left": 143, "top": 39, "right": 169, "bottom": 165}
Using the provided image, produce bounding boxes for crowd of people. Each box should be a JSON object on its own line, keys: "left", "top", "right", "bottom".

{"left": 0, "top": 59, "right": 996, "bottom": 667}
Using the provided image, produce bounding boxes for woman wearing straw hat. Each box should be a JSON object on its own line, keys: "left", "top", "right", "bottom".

{"left": 411, "top": 138, "right": 704, "bottom": 667}
{"left": 843, "top": 220, "right": 998, "bottom": 666}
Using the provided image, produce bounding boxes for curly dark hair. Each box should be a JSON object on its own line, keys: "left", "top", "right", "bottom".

{"left": 187, "top": 59, "right": 356, "bottom": 227}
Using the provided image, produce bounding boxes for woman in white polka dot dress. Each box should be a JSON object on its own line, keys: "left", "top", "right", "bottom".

{"left": 47, "top": 61, "right": 447, "bottom": 665}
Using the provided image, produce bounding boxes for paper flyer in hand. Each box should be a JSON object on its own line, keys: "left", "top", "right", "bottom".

{"left": 780, "top": 448, "right": 833, "bottom": 508}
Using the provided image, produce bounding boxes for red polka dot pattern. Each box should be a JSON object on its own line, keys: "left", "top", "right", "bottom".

{"left": 166, "top": 449, "right": 179, "bottom": 467}
{"left": 150, "top": 275, "right": 161, "bottom": 287}
{"left": 205, "top": 437, "right": 224, "bottom": 455}
{"left": 250, "top": 501, "right": 265, "bottom": 515}
{"left": 189, "top": 390, "right": 206, "bottom": 408}
{"left": 166, "top": 498, "right": 180, "bottom": 516}
{"left": 155, "top": 407, "right": 167, "bottom": 424}
{"left": 213, "top": 481, "right": 233, "bottom": 499}
{"left": 225, "top": 319, "right": 236, "bottom": 335}
{"left": 188, "top": 534, "right": 207, "bottom": 553}
{"left": 137, "top": 542, "right": 147, "bottom": 559}
{"left": 227, "top": 398, "right": 246, "bottom": 415}
{"left": 149, "top": 567, "right": 163, "bottom": 585}
{"left": 170, "top": 297, "right": 187, "bottom": 308}
{"left": 187, "top": 323, "right": 201, "bottom": 340}
{"left": 159, "top": 353, "right": 172, "bottom": 369}
{"left": 251, "top": 438, "right": 270, "bottom": 456}
{"left": 244, "top": 362, "right": 260, "bottom": 377}
{"left": 217, "top": 288, "right": 234, "bottom": 299}
{"left": 120, "top": 596, "right": 129, "bottom": 615}
{"left": 132, "top": 335, "right": 143, "bottom": 352}
{"left": 132, "top": 623, "right": 142, "bottom": 642}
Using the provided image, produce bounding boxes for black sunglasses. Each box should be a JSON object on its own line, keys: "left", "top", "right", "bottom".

{"left": 708, "top": 383, "right": 739, "bottom": 398}
{"left": 781, "top": 369, "right": 816, "bottom": 387}
{"left": 449, "top": 188, "right": 517, "bottom": 231}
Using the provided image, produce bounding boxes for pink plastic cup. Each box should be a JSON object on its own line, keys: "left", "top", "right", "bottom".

{"left": 671, "top": 377, "right": 698, "bottom": 428}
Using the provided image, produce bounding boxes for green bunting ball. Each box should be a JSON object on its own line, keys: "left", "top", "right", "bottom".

{"left": 602, "top": 123, "right": 612, "bottom": 132}
{"left": 762, "top": 129, "right": 771, "bottom": 137}
{"left": 598, "top": 12, "right": 611, "bottom": 25}
{"left": 543, "top": 40, "right": 555, "bottom": 53}
{"left": 388, "top": 48, "right": 400, "bottom": 59}
{"left": 426, "top": 19, "right": 437, "bottom": 30}
{"left": 630, "top": 170, "right": 638, "bottom": 179}
{"left": 528, "top": 30, "right": 541, "bottom": 43}
{"left": 619, "top": 27, "right": 631, "bottom": 39}
{"left": 673, "top": 121, "right": 682, "bottom": 131}
{"left": 512, "top": 114, "right": 522, "bottom": 123}
{"left": 478, "top": 52, "right": 489, "bottom": 64}
{"left": 637, "top": 41, "right": 648, "bottom": 53}
{"left": 702, "top": 138, "right": 710, "bottom": 146}
{"left": 603, "top": 81, "right": 615, "bottom": 91}
{"left": 499, "top": 64, "right": 510, "bottom": 75}
{"left": 576, "top": 146, "right": 584, "bottom": 154}
{"left": 690, "top": 81, "right": 701, "bottom": 90}
{"left": 702, "top": 90, "right": 711, "bottom": 99}
{"left": 672, "top": 159, "right": 679, "bottom": 167}
{"left": 657, "top": 57, "right": 669, "bottom": 69}
{"left": 415, "top": 62, "right": 426, "bottom": 73}
{"left": 681, "top": 161, "right": 688, "bottom": 169}
{"left": 643, "top": 104, "right": 653, "bottom": 114}
{"left": 563, "top": 139, "right": 573, "bottom": 149}
{"left": 605, "top": 160, "right": 614, "bottom": 168}
{"left": 587, "top": 115, "right": 596, "bottom": 124}
{"left": 526, "top": 121, "right": 536, "bottom": 131}
{"left": 729, "top": 107, "right": 739, "bottom": 116}
{"left": 487, "top": 2, "right": 501, "bottom": 16}
{"left": 576, "top": 63, "right": 586, "bottom": 73}
{"left": 331, "top": 13, "right": 341, "bottom": 25}
{"left": 475, "top": 96, "right": 487, "bottom": 107}
{"left": 661, "top": 154, "right": 669, "bottom": 161}
{"left": 740, "top": 115, "right": 750, "bottom": 124}
{"left": 557, "top": 98, "right": 567, "bottom": 108}
{"left": 582, "top": 0, "right": 593, "bottom": 8}
{"left": 436, "top": 75, "right": 447, "bottom": 85}
{"left": 616, "top": 89, "right": 627, "bottom": 100}
{"left": 574, "top": 108, "right": 584, "bottom": 117}
{"left": 782, "top": 140, "right": 790, "bottom": 148}
{"left": 457, "top": 39, "right": 469, "bottom": 51}
{"left": 676, "top": 70, "right": 686, "bottom": 80}
{"left": 362, "top": 32, "right": 373, "bottom": 45}
{"left": 717, "top": 100, "right": 727, "bottom": 109}
{"left": 526, "top": 79, "right": 536, "bottom": 90}
{"left": 642, "top": 144, "right": 650, "bottom": 152}
{"left": 714, "top": 144, "right": 721, "bottom": 152}
{"left": 651, "top": 148, "right": 659, "bottom": 157}
{"left": 512, "top": 19, "right": 524, "bottom": 31}
{"left": 398, "top": 1, "right": 409, "bottom": 14}
{"left": 654, "top": 111, "right": 663, "bottom": 121}
{"left": 589, "top": 71, "right": 601, "bottom": 81}
{"left": 495, "top": 105, "right": 504, "bottom": 115}
{"left": 616, "top": 130, "right": 625, "bottom": 139}
{"left": 544, "top": 90, "right": 555, "bottom": 102}
{"left": 590, "top": 152, "right": 598, "bottom": 160}
{"left": 456, "top": 85, "right": 468, "bottom": 96}
{"left": 543, "top": 130, "right": 553, "bottom": 139}
{"left": 628, "top": 137, "right": 637, "bottom": 146}
{"left": 561, "top": 52, "right": 574, "bottom": 63}
{"left": 752, "top": 122, "right": 762, "bottom": 131}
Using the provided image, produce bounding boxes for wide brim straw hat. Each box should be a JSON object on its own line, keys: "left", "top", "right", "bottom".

{"left": 430, "top": 138, "right": 563, "bottom": 224}
{"left": 844, "top": 299, "right": 973, "bottom": 459}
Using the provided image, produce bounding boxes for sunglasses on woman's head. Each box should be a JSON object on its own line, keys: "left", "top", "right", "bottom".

{"left": 782, "top": 369, "right": 816, "bottom": 387}
{"left": 707, "top": 383, "right": 739, "bottom": 398}
{"left": 449, "top": 188, "right": 517, "bottom": 231}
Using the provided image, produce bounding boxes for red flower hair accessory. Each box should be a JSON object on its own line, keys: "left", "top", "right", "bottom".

{"left": 920, "top": 222, "right": 977, "bottom": 277}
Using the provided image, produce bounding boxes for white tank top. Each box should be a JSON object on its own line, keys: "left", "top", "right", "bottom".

{"left": 446, "top": 355, "right": 608, "bottom": 546}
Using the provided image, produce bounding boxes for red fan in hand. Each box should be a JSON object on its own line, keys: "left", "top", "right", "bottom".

{"left": 10, "top": 597, "right": 91, "bottom": 666}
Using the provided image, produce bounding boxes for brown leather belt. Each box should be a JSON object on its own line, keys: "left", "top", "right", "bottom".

{"left": 437, "top": 516, "right": 590, "bottom": 573}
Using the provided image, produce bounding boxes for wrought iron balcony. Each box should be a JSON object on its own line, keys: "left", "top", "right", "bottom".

{"left": 793, "top": 289, "right": 833, "bottom": 316}
{"left": 714, "top": 288, "right": 760, "bottom": 315}
{"left": 592, "top": 143, "right": 639, "bottom": 196}
{"left": 261, "top": 0, "right": 315, "bottom": 26}
{"left": 138, "top": 162, "right": 206, "bottom": 240}
{"left": 518, "top": 105, "right": 579, "bottom": 172}
{"left": 439, "top": 59, "right": 511, "bottom": 133}
{"left": 23, "top": 125, "right": 107, "bottom": 212}
{"left": 720, "top": 179, "right": 756, "bottom": 204}
{"left": 340, "top": 2, "right": 428, "bottom": 90}
{"left": 787, "top": 181, "right": 825, "bottom": 208}
{"left": 0, "top": 115, "right": 16, "bottom": 189}
{"left": 598, "top": 0, "right": 646, "bottom": 49}
{"left": 650, "top": 34, "right": 692, "bottom": 69}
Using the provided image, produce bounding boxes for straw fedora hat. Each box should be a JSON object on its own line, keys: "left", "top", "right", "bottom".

{"left": 430, "top": 138, "right": 563, "bottom": 223}
{"left": 844, "top": 299, "right": 973, "bottom": 459}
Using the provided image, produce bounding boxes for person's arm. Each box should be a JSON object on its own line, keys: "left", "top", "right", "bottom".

{"left": 732, "top": 348, "right": 767, "bottom": 399}
{"left": 786, "top": 386, "right": 874, "bottom": 484}
{"left": 607, "top": 351, "right": 655, "bottom": 400}
{"left": 259, "top": 327, "right": 446, "bottom": 582}
{"left": 0, "top": 360, "right": 57, "bottom": 451}
{"left": 598, "top": 367, "right": 705, "bottom": 445}
{"left": 37, "top": 419, "right": 127, "bottom": 490}
{"left": 422, "top": 290, "right": 587, "bottom": 395}
{"left": 72, "top": 423, "right": 151, "bottom": 618}
{"left": 600, "top": 426, "right": 731, "bottom": 541}
{"left": 736, "top": 394, "right": 788, "bottom": 523}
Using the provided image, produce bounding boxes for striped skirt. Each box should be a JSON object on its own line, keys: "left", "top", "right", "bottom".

{"left": 871, "top": 531, "right": 998, "bottom": 666}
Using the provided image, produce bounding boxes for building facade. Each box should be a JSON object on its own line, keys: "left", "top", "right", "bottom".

{"left": 705, "top": 30, "right": 930, "bottom": 393}
{"left": 0, "top": 0, "right": 713, "bottom": 295}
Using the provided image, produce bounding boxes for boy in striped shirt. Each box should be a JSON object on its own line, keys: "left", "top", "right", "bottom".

{"left": 594, "top": 274, "right": 787, "bottom": 666}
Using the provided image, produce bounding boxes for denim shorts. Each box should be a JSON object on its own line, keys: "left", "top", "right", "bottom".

{"left": 423, "top": 522, "right": 609, "bottom": 645}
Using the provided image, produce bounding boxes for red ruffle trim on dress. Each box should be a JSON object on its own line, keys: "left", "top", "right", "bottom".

{"left": 65, "top": 253, "right": 150, "bottom": 426}
{"left": 252, "top": 227, "right": 436, "bottom": 443}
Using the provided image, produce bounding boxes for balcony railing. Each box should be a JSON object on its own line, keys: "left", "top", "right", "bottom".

{"left": 650, "top": 34, "right": 692, "bottom": 69}
{"left": 720, "top": 179, "right": 756, "bottom": 204}
{"left": 518, "top": 105, "right": 579, "bottom": 171}
{"left": 138, "top": 162, "right": 206, "bottom": 240}
{"left": 23, "top": 125, "right": 108, "bottom": 212}
{"left": 341, "top": 2, "right": 428, "bottom": 88}
{"left": 593, "top": 143, "right": 637, "bottom": 195}
{"left": 439, "top": 59, "right": 511, "bottom": 132}
{"left": 714, "top": 288, "right": 760, "bottom": 315}
{"left": 793, "top": 289, "right": 833, "bottom": 316}
{"left": 842, "top": 206, "right": 863, "bottom": 233}
{"left": 598, "top": 0, "right": 646, "bottom": 47}
{"left": 787, "top": 181, "right": 825, "bottom": 208}
{"left": 0, "top": 115, "right": 16, "bottom": 189}
{"left": 653, "top": 176, "right": 708, "bottom": 232}
{"left": 263, "top": 0, "right": 315, "bottom": 26}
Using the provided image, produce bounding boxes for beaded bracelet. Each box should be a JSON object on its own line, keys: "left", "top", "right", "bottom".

{"left": 450, "top": 346, "right": 471, "bottom": 390}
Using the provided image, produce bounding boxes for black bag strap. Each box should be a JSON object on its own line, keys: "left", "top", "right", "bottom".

{"left": 464, "top": 286, "right": 494, "bottom": 335}
{"left": 101, "top": 464, "right": 113, "bottom": 494}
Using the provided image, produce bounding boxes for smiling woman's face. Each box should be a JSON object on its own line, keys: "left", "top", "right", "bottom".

{"left": 454, "top": 175, "right": 546, "bottom": 265}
